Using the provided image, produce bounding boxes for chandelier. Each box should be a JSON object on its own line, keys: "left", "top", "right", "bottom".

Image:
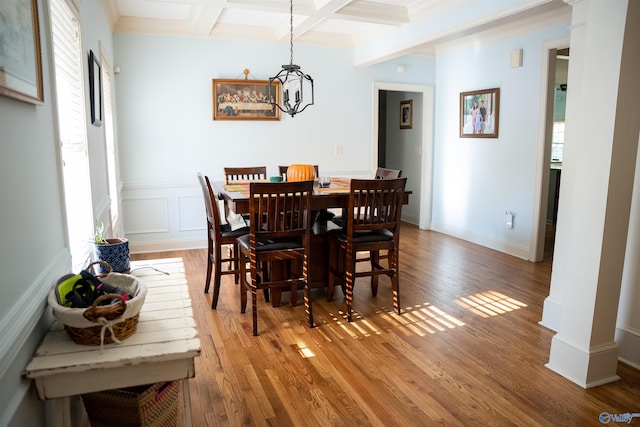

{"left": 268, "top": 0, "right": 314, "bottom": 117}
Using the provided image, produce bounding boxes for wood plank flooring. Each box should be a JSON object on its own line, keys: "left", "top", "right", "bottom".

{"left": 132, "top": 224, "right": 640, "bottom": 427}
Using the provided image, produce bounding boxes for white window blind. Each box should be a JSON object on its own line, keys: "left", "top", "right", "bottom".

{"left": 50, "top": 0, "right": 95, "bottom": 271}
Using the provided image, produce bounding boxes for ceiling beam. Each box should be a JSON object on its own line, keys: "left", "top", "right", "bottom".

{"left": 225, "top": 0, "right": 316, "bottom": 15}
{"left": 189, "top": 0, "right": 225, "bottom": 34}
{"left": 334, "top": 1, "right": 408, "bottom": 26}
{"left": 291, "top": 0, "right": 353, "bottom": 39}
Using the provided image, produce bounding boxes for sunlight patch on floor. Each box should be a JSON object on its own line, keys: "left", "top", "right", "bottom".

{"left": 296, "top": 341, "right": 316, "bottom": 358}
{"left": 325, "top": 310, "right": 377, "bottom": 338}
{"left": 320, "top": 302, "right": 465, "bottom": 339}
{"left": 455, "top": 290, "right": 527, "bottom": 318}
{"left": 378, "top": 303, "right": 465, "bottom": 337}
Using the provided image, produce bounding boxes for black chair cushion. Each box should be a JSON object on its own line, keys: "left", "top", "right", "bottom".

{"left": 220, "top": 224, "right": 250, "bottom": 238}
{"left": 328, "top": 229, "right": 393, "bottom": 244}
{"left": 330, "top": 216, "right": 344, "bottom": 227}
{"left": 330, "top": 215, "right": 382, "bottom": 229}
{"left": 237, "top": 234, "right": 303, "bottom": 252}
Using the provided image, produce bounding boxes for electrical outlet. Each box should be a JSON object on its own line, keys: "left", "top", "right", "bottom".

{"left": 505, "top": 211, "right": 515, "bottom": 229}
{"left": 335, "top": 145, "right": 343, "bottom": 157}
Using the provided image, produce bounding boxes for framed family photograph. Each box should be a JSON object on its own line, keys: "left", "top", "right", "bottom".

{"left": 212, "top": 79, "right": 280, "bottom": 121}
{"left": 88, "top": 50, "right": 102, "bottom": 126}
{"left": 400, "top": 100, "right": 413, "bottom": 129}
{"left": 460, "top": 88, "right": 500, "bottom": 138}
{"left": 0, "top": 0, "right": 44, "bottom": 105}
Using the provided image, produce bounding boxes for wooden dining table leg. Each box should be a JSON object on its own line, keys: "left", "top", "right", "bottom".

{"left": 345, "top": 243, "right": 355, "bottom": 322}
{"left": 269, "top": 261, "right": 284, "bottom": 307}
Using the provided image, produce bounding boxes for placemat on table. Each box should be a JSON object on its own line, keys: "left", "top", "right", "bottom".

{"left": 330, "top": 178, "right": 351, "bottom": 187}
{"left": 317, "top": 186, "right": 350, "bottom": 194}
{"left": 224, "top": 183, "right": 250, "bottom": 193}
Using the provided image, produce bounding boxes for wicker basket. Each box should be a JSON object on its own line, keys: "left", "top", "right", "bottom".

{"left": 81, "top": 381, "right": 180, "bottom": 427}
{"left": 49, "top": 262, "right": 147, "bottom": 347}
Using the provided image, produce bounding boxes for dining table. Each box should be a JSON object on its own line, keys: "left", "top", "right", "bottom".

{"left": 212, "top": 178, "right": 410, "bottom": 305}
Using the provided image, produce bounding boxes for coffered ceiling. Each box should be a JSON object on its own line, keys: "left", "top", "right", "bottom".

{"left": 103, "top": 0, "right": 570, "bottom": 59}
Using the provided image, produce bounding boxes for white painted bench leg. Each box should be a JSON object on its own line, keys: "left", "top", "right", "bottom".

{"left": 54, "top": 397, "right": 71, "bottom": 427}
{"left": 182, "top": 379, "right": 193, "bottom": 427}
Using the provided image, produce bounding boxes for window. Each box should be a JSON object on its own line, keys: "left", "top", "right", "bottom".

{"left": 50, "top": 0, "right": 95, "bottom": 271}
{"left": 551, "top": 121, "right": 564, "bottom": 162}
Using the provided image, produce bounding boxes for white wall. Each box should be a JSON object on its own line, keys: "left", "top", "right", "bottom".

{"left": 112, "top": 35, "right": 435, "bottom": 251}
{"left": 0, "top": 0, "right": 115, "bottom": 424}
{"left": 431, "top": 22, "right": 571, "bottom": 259}
{"left": 0, "top": 0, "right": 67, "bottom": 422}
{"left": 113, "top": 20, "right": 576, "bottom": 260}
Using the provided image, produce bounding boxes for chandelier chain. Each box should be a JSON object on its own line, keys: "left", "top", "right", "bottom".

{"left": 289, "top": 0, "right": 294, "bottom": 65}
{"left": 267, "top": 0, "right": 314, "bottom": 117}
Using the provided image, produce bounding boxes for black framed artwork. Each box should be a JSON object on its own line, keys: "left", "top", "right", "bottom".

{"left": 400, "top": 100, "right": 413, "bottom": 129}
{"left": 88, "top": 50, "right": 102, "bottom": 127}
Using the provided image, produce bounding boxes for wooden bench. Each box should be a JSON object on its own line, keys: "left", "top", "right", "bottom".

{"left": 23, "top": 258, "right": 201, "bottom": 427}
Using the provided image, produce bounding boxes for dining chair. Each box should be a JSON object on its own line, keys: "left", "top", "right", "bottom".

{"left": 224, "top": 166, "right": 267, "bottom": 184}
{"left": 375, "top": 167, "right": 402, "bottom": 179}
{"left": 237, "top": 180, "right": 315, "bottom": 336}
{"left": 279, "top": 165, "right": 319, "bottom": 181}
{"left": 327, "top": 177, "right": 407, "bottom": 322}
{"left": 197, "top": 173, "right": 250, "bottom": 309}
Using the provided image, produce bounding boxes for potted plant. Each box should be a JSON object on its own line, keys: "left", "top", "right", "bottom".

{"left": 93, "top": 222, "right": 130, "bottom": 274}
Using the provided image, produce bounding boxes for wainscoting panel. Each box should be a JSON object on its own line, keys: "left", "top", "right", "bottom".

{"left": 123, "top": 196, "right": 170, "bottom": 234}
{"left": 121, "top": 180, "right": 206, "bottom": 253}
{"left": 178, "top": 195, "right": 204, "bottom": 232}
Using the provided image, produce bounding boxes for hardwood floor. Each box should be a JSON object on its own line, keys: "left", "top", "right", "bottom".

{"left": 132, "top": 224, "right": 640, "bottom": 426}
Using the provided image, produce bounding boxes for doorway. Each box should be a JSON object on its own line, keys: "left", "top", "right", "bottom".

{"left": 372, "top": 82, "right": 434, "bottom": 230}
{"left": 530, "top": 38, "right": 570, "bottom": 262}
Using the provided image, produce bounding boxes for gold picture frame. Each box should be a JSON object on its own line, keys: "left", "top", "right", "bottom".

{"left": 400, "top": 100, "right": 413, "bottom": 129}
{"left": 212, "top": 79, "right": 280, "bottom": 121}
{"left": 460, "top": 88, "right": 500, "bottom": 138}
{"left": 0, "top": 0, "right": 44, "bottom": 105}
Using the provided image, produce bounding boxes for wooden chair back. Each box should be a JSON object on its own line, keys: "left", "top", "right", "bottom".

{"left": 197, "top": 173, "right": 214, "bottom": 235}
{"left": 375, "top": 167, "right": 402, "bottom": 180}
{"left": 346, "top": 178, "right": 407, "bottom": 238}
{"left": 248, "top": 180, "right": 313, "bottom": 249}
{"left": 224, "top": 166, "right": 267, "bottom": 183}
{"left": 197, "top": 173, "right": 223, "bottom": 233}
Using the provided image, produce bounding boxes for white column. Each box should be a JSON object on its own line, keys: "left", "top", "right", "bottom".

{"left": 545, "top": 0, "right": 640, "bottom": 388}
{"left": 615, "top": 139, "right": 640, "bottom": 369}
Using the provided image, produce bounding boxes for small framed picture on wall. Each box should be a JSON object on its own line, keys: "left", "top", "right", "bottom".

{"left": 400, "top": 100, "right": 413, "bottom": 129}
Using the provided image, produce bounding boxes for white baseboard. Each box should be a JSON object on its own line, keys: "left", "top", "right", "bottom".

{"left": 129, "top": 238, "right": 206, "bottom": 254}
{"left": 430, "top": 221, "right": 530, "bottom": 260}
{"left": 546, "top": 334, "right": 620, "bottom": 388}
{"left": 615, "top": 326, "right": 640, "bottom": 369}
